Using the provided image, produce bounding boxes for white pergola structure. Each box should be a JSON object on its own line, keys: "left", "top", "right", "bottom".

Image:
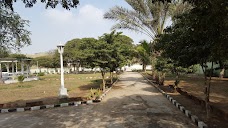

{"left": 0, "top": 58, "right": 32, "bottom": 81}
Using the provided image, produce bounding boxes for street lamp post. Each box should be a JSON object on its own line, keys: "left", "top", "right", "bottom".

{"left": 57, "top": 44, "right": 68, "bottom": 98}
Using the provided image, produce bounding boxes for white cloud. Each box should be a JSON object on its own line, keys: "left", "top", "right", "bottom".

{"left": 43, "top": 4, "right": 105, "bottom": 26}
{"left": 44, "top": 9, "right": 75, "bottom": 25}
{"left": 77, "top": 5, "right": 104, "bottom": 24}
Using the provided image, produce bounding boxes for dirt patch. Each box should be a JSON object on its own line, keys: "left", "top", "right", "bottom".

{"left": 143, "top": 72, "right": 228, "bottom": 128}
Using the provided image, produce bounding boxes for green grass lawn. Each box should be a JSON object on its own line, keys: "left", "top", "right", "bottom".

{"left": 0, "top": 73, "right": 115, "bottom": 107}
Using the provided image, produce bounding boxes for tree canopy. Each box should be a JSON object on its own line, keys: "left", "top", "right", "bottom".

{"left": 136, "top": 40, "right": 151, "bottom": 72}
{"left": 63, "top": 31, "right": 134, "bottom": 90}
{"left": 1, "top": 4, "right": 31, "bottom": 51}
{"left": 156, "top": 0, "right": 228, "bottom": 68}
{"left": 104, "top": 0, "right": 191, "bottom": 40}
{"left": 155, "top": 0, "right": 228, "bottom": 118}
{"left": 1, "top": 0, "right": 79, "bottom": 11}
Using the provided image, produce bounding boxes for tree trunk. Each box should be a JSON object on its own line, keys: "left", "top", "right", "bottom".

{"left": 219, "top": 68, "right": 225, "bottom": 78}
{"left": 110, "top": 71, "right": 113, "bottom": 84}
{"left": 76, "top": 65, "right": 79, "bottom": 74}
{"left": 201, "top": 62, "right": 212, "bottom": 119}
{"left": 101, "top": 71, "right": 106, "bottom": 91}
{"left": 160, "top": 72, "right": 166, "bottom": 85}
{"left": 143, "top": 64, "right": 146, "bottom": 72}
{"left": 206, "top": 62, "right": 213, "bottom": 118}
{"left": 174, "top": 67, "right": 180, "bottom": 91}
{"left": 93, "top": 68, "right": 96, "bottom": 74}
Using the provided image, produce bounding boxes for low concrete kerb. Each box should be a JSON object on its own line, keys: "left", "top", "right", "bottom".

{"left": 0, "top": 77, "right": 119, "bottom": 114}
{"left": 0, "top": 100, "right": 84, "bottom": 113}
{"left": 95, "top": 77, "right": 119, "bottom": 102}
{"left": 141, "top": 73, "right": 208, "bottom": 128}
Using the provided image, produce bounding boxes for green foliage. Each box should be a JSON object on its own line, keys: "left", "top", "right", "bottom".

{"left": 2, "top": 0, "right": 79, "bottom": 11}
{"left": 99, "top": 31, "right": 134, "bottom": 72}
{"left": 32, "top": 56, "right": 56, "bottom": 69}
{"left": 0, "top": 3, "right": 31, "bottom": 51}
{"left": 104, "top": 0, "right": 192, "bottom": 41}
{"left": 37, "top": 72, "right": 45, "bottom": 76}
{"left": 0, "top": 48, "right": 9, "bottom": 58}
{"left": 104, "top": 0, "right": 175, "bottom": 39}
{"left": 9, "top": 53, "right": 27, "bottom": 59}
{"left": 136, "top": 40, "right": 151, "bottom": 71}
{"left": 156, "top": 0, "right": 228, "bottom": 117}
{"left": 154, "top": 57, "right": 197, "bottom": 86}
{"left": 64, "top": 31, "right": 134, "bottom": 75}
{"left": 64, "top": 38, "right": 97, "bottom": 71}
{"left": 17, "top": 75, "right": 25, "bottom": 83}
{"left": 156, "top": 0, "right": 228, "bottom": 77}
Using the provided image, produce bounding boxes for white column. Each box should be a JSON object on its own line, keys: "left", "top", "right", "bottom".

{"left": 37, "top": 61, "right": 39, "bottom": 73}
{"left": 0, "top": 63, "right": 2, "bottom": 80}
{"left": 15, "top": 62, "right": 18, "bottom": 73}
{"left": 26, "top": 64, "right": 29, "bottom": 78}
{"left": 6, "top": 63, "right": 9, "bottom": 73}
{"left": 21, "top": 61, "right": 24, "bottom": 75}
{"left": 12, "top": 62, "right": 15, "bottom": 79}
{"left": 12, "top": 62, "right": 14, "bottom": 74}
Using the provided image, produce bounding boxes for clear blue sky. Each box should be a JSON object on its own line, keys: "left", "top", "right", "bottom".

{"left": 14, "top": 0, "right": 150, "bottom": 54}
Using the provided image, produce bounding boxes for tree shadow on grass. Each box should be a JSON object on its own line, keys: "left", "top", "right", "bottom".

{"left": 78, "top": 79, "right": 102, "bottom": 91}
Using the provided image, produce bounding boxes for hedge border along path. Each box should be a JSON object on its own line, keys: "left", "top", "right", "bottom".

{"left": 141, "top": 73, "right": 208, "bottom": 128}
{"left": 0, "top": 78, "right": 119, "bottom": 114}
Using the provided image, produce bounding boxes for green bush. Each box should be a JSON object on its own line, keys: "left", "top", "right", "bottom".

{"left": 18, "top": 75, "right": 25, "bottom": 83}
{"left": 37, "top": 72, "right": 45, "bottom": 76}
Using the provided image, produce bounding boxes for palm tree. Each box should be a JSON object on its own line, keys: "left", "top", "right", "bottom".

{"left": 136, "top": 40, "right": 151, "bottom": 72}
{"left": 104, "top": 0, "right": 172, "bottom": 40}
{"left": 104, "top": 0, "right": 192, "bottom": 39}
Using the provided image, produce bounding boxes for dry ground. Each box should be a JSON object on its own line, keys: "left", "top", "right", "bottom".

{"left": 164, "top": 74, "right": 228, "bottom": 111}
{"left": 143, "top": 72, "right": 228, "bottom": 128}
{"left": 0, "top": 73, "right": 113, "bottom": 108}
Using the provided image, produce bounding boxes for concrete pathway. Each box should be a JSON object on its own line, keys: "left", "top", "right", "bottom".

{"left": 0, "top": 72, "right": 196, "bottom": 128}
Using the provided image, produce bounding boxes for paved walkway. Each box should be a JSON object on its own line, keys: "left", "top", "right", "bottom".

{"left": 0, "top": 72, "right": 196, "bottom": 128}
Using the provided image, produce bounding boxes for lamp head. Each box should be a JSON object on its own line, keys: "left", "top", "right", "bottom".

{"left": 57, "top": 43, "right": 65, "bottom": 53}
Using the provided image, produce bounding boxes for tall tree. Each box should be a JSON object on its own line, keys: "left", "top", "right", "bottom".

{"left": 92, "top": 40, "right": 112, "bottom": 91}
{"left": 0, "top": 3, "right": 31, "bottom": 51}
{"left": 104, "top": 0, "right": 172, "bottom": 39}
{"left": 64, "top": 38, "right": 97, "bottom": 73}
{"left": 64, "top": 38, "right": 82, "bottom": 73}
{"left": 100, "top": 31, "right": 134, "bottom": 83}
